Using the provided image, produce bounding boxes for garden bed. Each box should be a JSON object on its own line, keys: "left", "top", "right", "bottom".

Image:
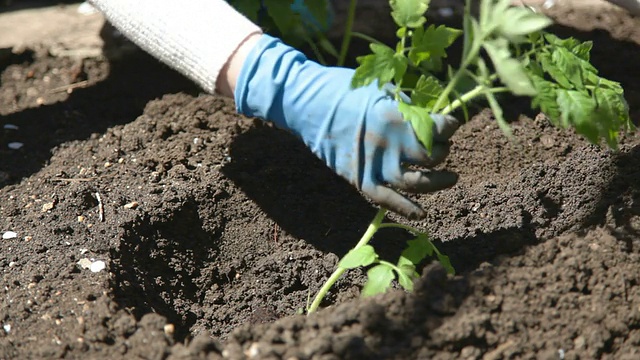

{"left": 1, "top": 1, "right": 640, "bottom": 359}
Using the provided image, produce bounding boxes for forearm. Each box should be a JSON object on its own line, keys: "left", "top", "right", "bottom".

{"left": 89, "top": 0, "right": 262, "bottom": 95}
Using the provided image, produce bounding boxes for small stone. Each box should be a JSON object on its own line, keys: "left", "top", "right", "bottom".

{"left": 123, "top": 201, "right": 138, "bottom": 209}
{"left": 77, "top": 258, "right": 92, "bottom": 270}
{"left": 540, "top": 135, "right": 555, "bottom": 148}
{"left": 3, "top": 324, "right": 10, "bottom": 333}
{"left": 8, "top": 142, "right": 23, "bottom": 150}
{"left": 24, "top": 236, "right": 32, "bottom": 242}
{"left": 2, "top": 231, "right": 17, "bottom": 240}
{"left": 90, "top": 260, "right": 106, "bottom": 273}
{"left": 77, "top": 215, "right": 85, "bottom": 222}
{"left": 164, "top": 324, "right": 175, "bottom": 336}
{"left": 104, "top": 162, "right": 112, "bottom": 168}
{"left": 42, "top": 201, "right": 55, "bottom": 212}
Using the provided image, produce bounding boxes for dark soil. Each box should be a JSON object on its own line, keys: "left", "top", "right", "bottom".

{"left": 1, "top": 3, "right": 640, "bottom": 360}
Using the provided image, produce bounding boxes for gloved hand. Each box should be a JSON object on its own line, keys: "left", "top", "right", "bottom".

{"left": 235, "top": 35, "right": 460, "bottom": 219}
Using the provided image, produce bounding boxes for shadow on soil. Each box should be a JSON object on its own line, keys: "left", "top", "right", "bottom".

{"left": 0, "top": 51, "right": 196, "bottom": 188}
{"left": 109, "top": 200, "right": 222, "bottom": 342}
{"left": 221, "top": 125, "right": 540, "bottom": 275}
{"left": 587, "top": 144, "right": 640, "bottom": 237}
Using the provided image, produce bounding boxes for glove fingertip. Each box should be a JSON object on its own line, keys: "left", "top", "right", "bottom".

{"left": 368, "top": 185, "right": 427, "bottom": 220}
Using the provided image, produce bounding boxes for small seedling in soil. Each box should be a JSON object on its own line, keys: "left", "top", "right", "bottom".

{"left": 229, "top": 0, "right": 634, "bottom": 314}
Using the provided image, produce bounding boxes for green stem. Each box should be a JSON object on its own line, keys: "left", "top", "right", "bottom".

{"left": 431, "top": 42, "right": 481, "bottom": 113}
{"left": 378, "top": 222, "right": 421, "bottom": 234}
{"left": 307, "top": 207, "right": 386, "bottom": 314}
{"left": 337, "top": 0, "right": 358, "bottom": 67}
{"left": 351, "top": 31, "right": 384, "bottom": 46}
{"left": 440, "top": 86, "right": 509, "bottom": 115}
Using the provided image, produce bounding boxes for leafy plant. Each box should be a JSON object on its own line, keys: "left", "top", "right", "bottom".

{"left": 305, "top": 0, "right": 633, "bottom": 314}
{"left": 229, "top": 0, "right": 633, "bottom": 314}
{"left": 228, "top": 0, "right": 343, "bottom": 65}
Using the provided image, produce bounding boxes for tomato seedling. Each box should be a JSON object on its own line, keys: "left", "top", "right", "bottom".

{"left": 229, "top": 0, "right": 633, "bottom": 314}
{"left": 306, "top": 0, "right": 633, "bottom": 314}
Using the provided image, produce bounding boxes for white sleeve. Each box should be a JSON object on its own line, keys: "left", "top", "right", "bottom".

{"left": 89, "top": 0, "right": 262, "bottom": 93}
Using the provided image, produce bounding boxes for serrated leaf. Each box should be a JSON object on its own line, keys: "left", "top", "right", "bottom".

{"left": 552, "top": 47, "right": 590, "bottom": 90}
{"left": 437, "top": 253, "right": 455, "bottom": 275}
{"left": 396, "top": 264, "right": 418, "bottom": 291}
{"left": 530, "top": 75, "right": 561, "bottom": 122}
{"left": 480, "top": 0, "right": 511, "bottom": 31}
{"left": 592, "top": 88, "right": 629, "bottom": 148}
{"left": 398, "top": 102, "right": 435, "bottom": 152}
{"left": 352, "top": 44, "right": 407, "bottom": 89}
{"left": 409, "top": 25, "right": 462, "bottom": 66}
{"left": 338, "top": 245, "right": 378, "bottom": 269}
{"left": 544, "top": 33, "right": 592, "bottom": 61}
{"left": 264, "top": 0, "right": 297, "bottom": 34}
{"left": 539, "top": 53, "right": 572, "bottom": 89}
{"left": 401, "top": 233, "right": 434, "bottom": 265}
{"left": 362, "top": 264, "right": 396, "bottom": 297}
{"left": 390, "top": 0, "right": 429, "bottom": 28}
{"left": 411, "top": 75, "right": 445, "bottom": 110}
{"left": 483, "top": 39, "right": 536, "bottom": 96}
{"left": 556, "top": 89, "right": 596, "bottom": 130}
{"left": 497, "top": 7, "right": 553, "bottom": 41}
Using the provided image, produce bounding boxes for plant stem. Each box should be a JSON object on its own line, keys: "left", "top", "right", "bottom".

{"left": 337, "top": 0, "right": 358, "bottom": 67}
{"left": 351, "top": 31, "right": 385, "bottom": 46}
{"left": 440, "top": 86, "right": 509, "bottom": 115}
{"left": 431, "top": 41, "right": 481, "bottom": 113}
{"left": 307, "top": 207, "right": 386, "bottom": 314}
{"left": 378, "top": 222, "right": 420, "bottom": 234}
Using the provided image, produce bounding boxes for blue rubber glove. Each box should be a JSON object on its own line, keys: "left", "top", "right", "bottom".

{"left": 235, "top": 35, "right": 460, "bottom": 219}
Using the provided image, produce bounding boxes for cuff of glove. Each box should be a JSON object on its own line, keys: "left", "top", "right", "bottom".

{"left": 234, "top": 34, "right": 306, "bottom": 129}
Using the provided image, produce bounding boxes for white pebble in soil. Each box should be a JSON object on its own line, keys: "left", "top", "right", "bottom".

{"left": 2, "top": 231, "right": 17, "bottom": 240}
{"left": 90, "top": 260, "right": 106, "bottom": 273}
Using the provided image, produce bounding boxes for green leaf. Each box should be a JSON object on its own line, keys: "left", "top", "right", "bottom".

{"left": 411, "top": 75, "right": 445, "bottom": 110}
{"left": 483, "top": 39, "right": 536, "bottom": 96}
{"left": 592, "top": 88, "right": 630, "bottom": 148}
{"left": 230, "top": 0, "right": 262, "bottom": 22}
{"left": 539, "top": 53, "right": 572, "bottom": 89}
{"left": 264, "top": 0, "right": 297, "bottom": 34}
{"left": 409, "top": 25, "right": 462, "bottom": 66}
{"left": 396, "top": 263, "right": 418, "bottom": 291}
{"left": 390, "top": 0, "right": 429, "bottom": 28}
{"left": 437, "top": 252, "right": 455, "bottom": 275}
{"left": 480, "top": 0, "right": 511, "bottom": 31}
{"left": 497, "top": 7, "right": 553, "bottom": 41}
{"left": 362, "top": 264, "right": 396, "bottom": 297}
{"left": 530, "top": 75, "right": 561, "bottom": 122}
{"left": 338, "top": 245, "right": 378, "bottom": 269}
{"left": 398, "top": 102, "right": 435, "bottom": 152}
{"left": 351, "top": 44, "right": 408, "bottom": 88}
{"left": 556, "top": 89, "right": 596, "bottom": 130}
{"left": 552, "top": 47, "right": 590, "bottom": 90}
{"left": 401, "top": 233, "right": 434, "bottom": 265}
{"left": 544, "top": 33, "right": 592, "bottom": 62}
